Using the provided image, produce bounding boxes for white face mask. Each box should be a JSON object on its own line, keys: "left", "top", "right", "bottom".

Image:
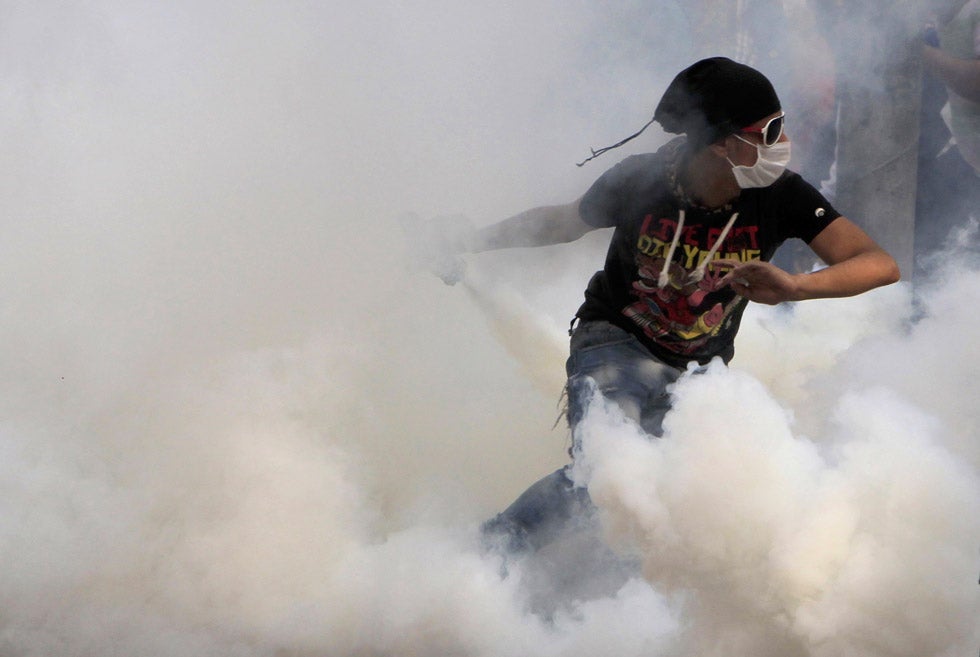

{"left": 727, "top": 135, "right": 791, "bottom": 188}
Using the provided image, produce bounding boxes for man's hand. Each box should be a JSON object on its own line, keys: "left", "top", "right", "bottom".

{"left": 717, "top": 260, "right": 801, "bottom": 305}
{"left": 399, "top": 212, "right": 474, "bottom": 286}
{"left": 430, "top": 247, "right": 467, "bottom": 286}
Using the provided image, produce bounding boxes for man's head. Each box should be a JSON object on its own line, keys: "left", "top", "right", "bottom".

{"left": 654, "top": 57, "right": 782, "bottom": 150}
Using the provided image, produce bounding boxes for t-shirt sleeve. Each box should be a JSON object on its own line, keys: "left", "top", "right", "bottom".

{"left": 770, "top": 172, "right": 841, "bottom": 243}
{"left": 578, "top": 155, "right": 650, "bottom": 228}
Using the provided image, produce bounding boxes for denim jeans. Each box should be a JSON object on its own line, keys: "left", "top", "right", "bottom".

{"left": 565, "top": 320, "right": 682, "bottom": 440}
{"left": 483, "top": 320, "right": 683, "bottom": 554}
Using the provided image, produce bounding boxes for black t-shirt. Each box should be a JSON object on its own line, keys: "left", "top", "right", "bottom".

{"left": 576, "top": 138, "right": 839, "bottom": 368}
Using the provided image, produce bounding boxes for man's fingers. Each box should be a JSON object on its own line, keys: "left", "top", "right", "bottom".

{"left": 708, "top": 258, "right": 741, "bottom": 272}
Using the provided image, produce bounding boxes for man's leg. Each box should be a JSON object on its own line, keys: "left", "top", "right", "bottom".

{"left": 565, "top": 320, "right": 681, "bottom": 439}
{"left": 481, "top": 466, "right": 592, "bottom": 554}
{"left": 483, "top": 320, "right": 681, "bottom": 554}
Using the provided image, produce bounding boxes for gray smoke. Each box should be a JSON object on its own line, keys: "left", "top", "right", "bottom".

{"left": 0, "top": 2, "right": 976, "bottom": 656}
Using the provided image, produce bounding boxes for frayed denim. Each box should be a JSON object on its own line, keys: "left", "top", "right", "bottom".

{"left": 483, "top": 320, "right": 684, "bottom": 554}
{"left": 565, "top": 320, "right": 681, "bottom": 440}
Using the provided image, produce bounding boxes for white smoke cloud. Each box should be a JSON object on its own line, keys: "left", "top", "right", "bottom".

{"left": 572, "top": 272, "right": 980, "bottom": 657}
{"left": 0, "top": 2, "right": 976, "bottom": 656}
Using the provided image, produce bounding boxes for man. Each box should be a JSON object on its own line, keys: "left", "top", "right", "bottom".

{"left": 447, "top": 58, "right": 900, "bottom": 553}
{"left": 922, "top": 0, "right": 980, "bottom": 176}
{"left": 916, "top": 0, "right": 980, "bottom": 267}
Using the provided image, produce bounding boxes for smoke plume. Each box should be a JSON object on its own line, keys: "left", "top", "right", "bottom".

{"left": 0, "top": 2, "right": 975, "bottom": 656}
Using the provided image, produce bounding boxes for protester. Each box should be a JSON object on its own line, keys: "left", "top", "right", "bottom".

{"left": 438, "top": 57, "right": 900, "bottom": 553}
{"left": 922, "top": 0, "right": 980, "bottom": 174}
{"left": 916, "top": 0, "right": 980, "bottom": 270}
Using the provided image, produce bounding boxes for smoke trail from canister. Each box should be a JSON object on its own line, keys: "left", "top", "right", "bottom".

{"left": 0, "top": 2, "right": 976, "bottom": 656}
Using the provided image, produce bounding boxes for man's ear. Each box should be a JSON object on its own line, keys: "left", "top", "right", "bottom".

{"left": 708, "top": 136, "right": 731, "bottom": 159}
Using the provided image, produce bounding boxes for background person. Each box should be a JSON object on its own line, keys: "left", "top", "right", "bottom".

{"left": 916, "top": 0, "right": 980, "bottom": 273}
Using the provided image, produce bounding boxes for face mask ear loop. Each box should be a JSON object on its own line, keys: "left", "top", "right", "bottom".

{"left": 689, "top": 211, "right": 739, "bottom": 283}
{"left": 726, "top": 134, "right": 754, "bottom": 172}
{"left": 657, "top": 210, "right": 686, "bottom": 288}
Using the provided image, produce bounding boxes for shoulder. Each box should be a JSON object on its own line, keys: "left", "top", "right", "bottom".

{"left": 579, "top": 141, "right": 680, "bottom": 227}
{"left": 743, "top": 170, "right": 841, "bottom": 241}
{"left": 758, "top": 171, "right": 833, "bottom": 211}
{"left": 595, "top": 137, "right": 684, "bottom": 186}
{"left": 597, "top": 151, "right": 670, "bottom": 185}
{"left": 769, "top": 170, "right": 814, "bottom": 196}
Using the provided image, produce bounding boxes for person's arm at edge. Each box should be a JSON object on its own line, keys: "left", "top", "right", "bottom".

{"left": 468, "top": 197, "right": 596, "bottom": 252}
{"left": 922, "top": 44, "right": 980, "bottom": 103}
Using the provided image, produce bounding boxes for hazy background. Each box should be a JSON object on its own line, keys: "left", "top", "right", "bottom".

{"left": 0, "top": 2, "right": 976, "bottom": 656}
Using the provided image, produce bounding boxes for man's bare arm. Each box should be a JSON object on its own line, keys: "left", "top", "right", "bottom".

{"left": 469, "top": 198, "right": 596, "bottom": 252}
{"left": 720, "top": 217, "right": 900, "bottom": 305}
{"left": 923, "top": 44, "right": 980, "bottom": 103}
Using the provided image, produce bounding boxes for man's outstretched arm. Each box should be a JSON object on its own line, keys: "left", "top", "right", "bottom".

{"left": 922, "top": 44, "right": 980, "bottom": 103}
{"left": 469, "top": 198, "right": 595, "bottom": 252}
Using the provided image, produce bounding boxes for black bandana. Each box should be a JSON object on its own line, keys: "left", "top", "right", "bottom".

{"left": 654, "top": 57, "right": 781, "bottom": 149}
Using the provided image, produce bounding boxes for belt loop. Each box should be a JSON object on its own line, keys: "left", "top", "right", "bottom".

{"left": 567, "top": 316, "right": 580, "bottom": 337}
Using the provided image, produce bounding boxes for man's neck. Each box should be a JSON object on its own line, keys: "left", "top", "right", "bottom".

{"left": 680, "top": 149, "right": 741, "bottom": 209}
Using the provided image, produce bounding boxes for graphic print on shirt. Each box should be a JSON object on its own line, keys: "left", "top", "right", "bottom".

{"left": 623, "top": 212, "right": 762, "bottom": 355}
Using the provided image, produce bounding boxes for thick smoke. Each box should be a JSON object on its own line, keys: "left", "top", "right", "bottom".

{"left": 0, "top": 2, "right": 976, "bottom": 656}
{"left": 573, "top": 284, "right": 979, "bottom": 657}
